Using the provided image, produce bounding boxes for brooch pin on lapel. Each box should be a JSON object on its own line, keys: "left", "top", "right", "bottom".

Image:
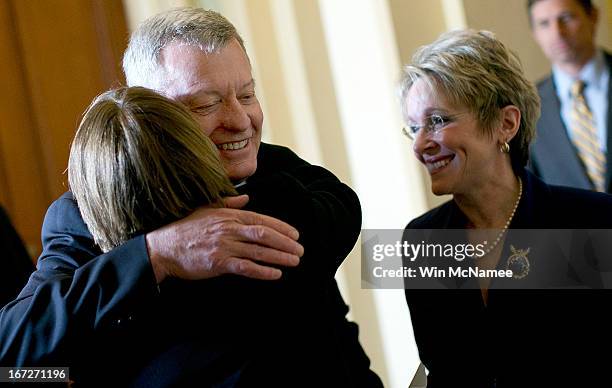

{"left": 507, "top": 245, "right": 530, "bottom": 279}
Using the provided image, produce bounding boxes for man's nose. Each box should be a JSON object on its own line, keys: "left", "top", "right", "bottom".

{"left": 221, "top": 98, "right": 250, "bottom": 131}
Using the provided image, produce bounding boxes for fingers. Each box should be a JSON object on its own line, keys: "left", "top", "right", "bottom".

{"left": 224, "top": 257, "right": 283, "bottom": 280}
{"left": 213, "top": 198, "right": 301, "bottom": 241}
{"left": 233, "top": 224, "right": 304, "bottom": 257}
{"left": 223, "top": 195, "right": 249, "bottom": 209}
{"left": 230, "top": 240, "right": 301, "bottom": 267}
{"left": 149, "top": 204, "right": 306, "bottom": 283}
{"left": 235, "top": 210, "right": 301, "bottom": 241}
{"left": 197, "top": 217, "right": 303, "bottom": 280}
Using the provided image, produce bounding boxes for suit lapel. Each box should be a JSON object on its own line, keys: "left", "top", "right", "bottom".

{"left": 534, "top": 76, "right": 592, "bottom": 189}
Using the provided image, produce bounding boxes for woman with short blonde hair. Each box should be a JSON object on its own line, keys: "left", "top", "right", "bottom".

{"left": 400, "top": 29, "right": 612, "bottom": 386}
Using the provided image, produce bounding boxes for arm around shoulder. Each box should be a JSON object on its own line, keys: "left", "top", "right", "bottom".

{"left": 250, "top": 146, "right": 361, "bottom": 277}
{"left": 0, "top": 193, "right": 159, "bottom": 366}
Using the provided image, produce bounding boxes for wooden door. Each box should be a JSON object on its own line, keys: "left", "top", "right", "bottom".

{"left": 0, "top": 0, "right": 128, "bottom": 258}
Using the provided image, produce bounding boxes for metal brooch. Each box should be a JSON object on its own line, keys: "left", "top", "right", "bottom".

{"left": 506, "top": 245, "right": 530, "bottom": 279}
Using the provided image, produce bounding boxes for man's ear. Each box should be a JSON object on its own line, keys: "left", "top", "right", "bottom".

{"left": 498, "top": 105, "right": 521, "bottom": 143}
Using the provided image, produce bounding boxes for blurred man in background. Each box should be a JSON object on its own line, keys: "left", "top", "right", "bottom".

{"left": 528, "top": 0, "right": 612, "bottom": 192}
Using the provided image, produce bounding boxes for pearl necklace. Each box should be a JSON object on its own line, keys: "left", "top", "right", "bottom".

{"left": 476, "top": 177, "right": 522, "bottom": 258}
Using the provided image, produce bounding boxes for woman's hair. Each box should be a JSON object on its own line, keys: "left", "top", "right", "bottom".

{"left": 399, "top": 29, "right": 540, "bottom": 172}
{"left": 68, "top": 86, "right": 236, "bottom": 252}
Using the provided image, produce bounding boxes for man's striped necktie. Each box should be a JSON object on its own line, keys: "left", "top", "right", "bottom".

{"left": 570, "top": 79, "right": 606, "bottom": 192}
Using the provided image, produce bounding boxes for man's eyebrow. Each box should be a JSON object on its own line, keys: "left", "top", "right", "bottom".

{"left": 176, "top": 93, "right": 200, "bottom": 106}
{"left": 176, "top": 80, "right": 256, "bottom": 105}
{"left": 241, "top": 79, "right": 256, "bottom": 90}
{"left": 176, "top": 89, "right": 219, "bottom": 105}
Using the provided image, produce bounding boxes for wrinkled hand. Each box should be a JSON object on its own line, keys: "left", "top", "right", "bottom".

{"left": 146, "top": 195, "right": 303, "bottom": 283}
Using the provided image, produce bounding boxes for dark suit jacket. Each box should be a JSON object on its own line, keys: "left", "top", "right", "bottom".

{"left": 0, "top": 143, "right": 382, "bottom": 388}
{"left": 0, "top": 206, "right": 34, "bottom": 307}
{"left": 404, "top": 170, "right": 612, "bottom": 388}
{"left": 530, "top": 50, "right": 612, "bottom": 192}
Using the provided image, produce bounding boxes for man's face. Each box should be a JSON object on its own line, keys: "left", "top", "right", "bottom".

{"left": 160, "top": 39, "right": 263, "bottom": 182}
{"left": 530, "top": 0, "right": 598, "bottom": 68}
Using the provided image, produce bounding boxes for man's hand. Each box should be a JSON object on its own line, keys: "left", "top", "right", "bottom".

{"left": 146, "top": 195, "right": 303, "bottom": 283}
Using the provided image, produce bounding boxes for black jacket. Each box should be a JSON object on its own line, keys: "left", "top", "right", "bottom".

{"left": 405, "top": 170, "right": 612, "bottom": 387}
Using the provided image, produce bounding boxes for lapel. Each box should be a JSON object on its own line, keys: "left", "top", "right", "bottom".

{"left": 535, "top": 76, "right": 593, "bottom": 189}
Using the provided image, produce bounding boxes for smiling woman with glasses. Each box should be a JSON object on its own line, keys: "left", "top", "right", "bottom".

{"left": 398, "top": 29, "right": 612, "bottom": 387}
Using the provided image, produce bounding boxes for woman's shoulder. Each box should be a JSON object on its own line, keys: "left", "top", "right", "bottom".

{"left": 405, "top": 200, "right": 455, "bottom": 229}
{"left": 548, "top": 184, "right": 612, "bottom": 205}
{"left": 546, "top": 184, "right": 612, "bottom": 227}
{"left": 520, "top": 170, "right": 612, "bottom": 228}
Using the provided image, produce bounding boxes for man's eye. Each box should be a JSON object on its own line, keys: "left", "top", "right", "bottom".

{"left": 191, "top": 102, "right": 220, "bottom": 114}
{"left": 559, "top": 14, "right": 574, "bottom": 24}
{"left": 240, "top": 93, "right": 256, "bottom": 103}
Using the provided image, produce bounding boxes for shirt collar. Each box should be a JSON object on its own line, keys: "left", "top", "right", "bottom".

{"left": 552, "top": 49, "right": 607, "bottom": 100}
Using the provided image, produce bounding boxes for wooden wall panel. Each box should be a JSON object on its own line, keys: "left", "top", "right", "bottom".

{"left": 0, "top": 1, "right": 50, "bottom": 255}
{"left": 12, "top": 0, "right": 128, "bottom": 199}
{"left": 0, "top": 0, "right": 128, "bottom": 258}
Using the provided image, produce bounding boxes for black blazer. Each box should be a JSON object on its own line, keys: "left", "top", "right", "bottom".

{"left": 0, "top": 206, "right": 34, "bottom": 307}
{"left": 404, "top": 170, "right": 612, "bottom": 388}
{"left": 530, "top": 51, "right": 612, "bottom": 192}
{"left": 0, "top": 143, "right": 382, "bottom": 388}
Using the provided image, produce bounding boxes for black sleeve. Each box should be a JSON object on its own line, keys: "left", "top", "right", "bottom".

{"left": 246, "top": 144, "right": 362, "bottom": 279}
{"left": 0, "top": 206, "right": 35, "bottom": 307}
{"left": 325, "top": 281, "right": 384, "bottom": 388}
{"left": 246, "top": 145, "right": 381, "bottom": 386}
{"left": 0, "top": 194, "right": 158, "bottom": 366}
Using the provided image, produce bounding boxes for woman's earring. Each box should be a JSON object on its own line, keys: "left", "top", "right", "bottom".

{"left": 500, "top": 141, "right": 510, "bottom": 153}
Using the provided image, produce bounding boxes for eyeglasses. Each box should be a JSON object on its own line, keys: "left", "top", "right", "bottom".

{"left": 402, "top": 113, "right": 465, "bottom": 140}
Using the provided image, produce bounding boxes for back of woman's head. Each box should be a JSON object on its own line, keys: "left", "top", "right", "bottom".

{"left": 68, "top": 86, "right": 236, "bottom": 252}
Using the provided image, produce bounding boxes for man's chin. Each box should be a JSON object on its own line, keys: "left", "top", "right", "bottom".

{"left": 227, "top": 161, "right": 258, "bottom": 183}
{"left": 555, "top": 51, "right": 579, "bottom": 64}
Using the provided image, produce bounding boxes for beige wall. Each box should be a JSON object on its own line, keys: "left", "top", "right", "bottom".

{"left": 390, "top": 0, "right": 447, "bottom": 66}
{"left": 463, "top": 0, "right": 550, "bottom": 81}
{"left": 388, "top": 0, "right": 453, "bottom": 211}
{"left": 388, "top": 0, "right": 612, "bottom": 84}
